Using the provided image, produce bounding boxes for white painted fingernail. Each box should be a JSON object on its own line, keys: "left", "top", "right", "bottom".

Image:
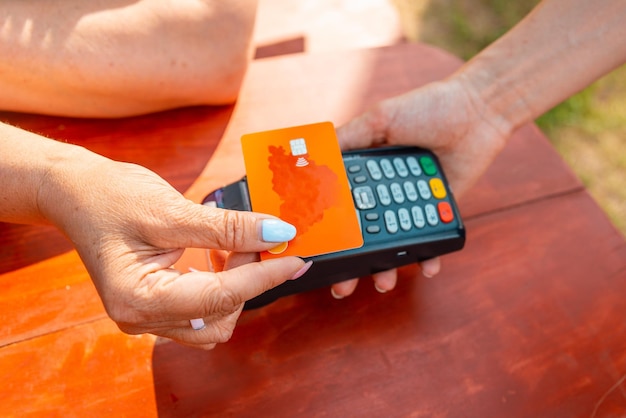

{"left": 190, "top": 318, "right": 206, "bottom": 330}
{"left": 330, "top": 288, "right": 344, "bottom": 299}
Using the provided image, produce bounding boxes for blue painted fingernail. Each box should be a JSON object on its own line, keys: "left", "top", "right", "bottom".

{"left": 261, "top": 219, "right": 297, "bottom": 242}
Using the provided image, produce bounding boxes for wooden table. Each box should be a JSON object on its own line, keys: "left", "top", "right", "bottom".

{"left": 1, "top": 43, "right": 626, "bottom": 418}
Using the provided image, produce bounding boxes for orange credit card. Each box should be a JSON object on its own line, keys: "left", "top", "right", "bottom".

{"left": 241, "top": 122, "right": 363, "bottom": 260}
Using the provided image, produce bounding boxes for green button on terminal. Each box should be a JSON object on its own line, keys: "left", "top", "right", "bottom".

{"left": 419, "top": 156, "right": 438, "bottom": 176}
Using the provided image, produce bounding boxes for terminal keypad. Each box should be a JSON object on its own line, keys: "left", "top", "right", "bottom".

{"left": 347, "top": 151, "right": 457, "bottom": 240}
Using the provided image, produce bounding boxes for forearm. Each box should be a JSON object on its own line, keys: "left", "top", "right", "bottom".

{"left": 0, "top": 0, "right": 258, "bottom": 117}
{"left": 455, "top": 0, "right": 626, "bottom": 135}
{"left": 0, "top": 122, "right": 101, "bottom": 225}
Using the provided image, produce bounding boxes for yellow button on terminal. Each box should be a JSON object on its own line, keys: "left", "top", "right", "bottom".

{"left": 429, "top": 178, "right": 447, "bottom": 199}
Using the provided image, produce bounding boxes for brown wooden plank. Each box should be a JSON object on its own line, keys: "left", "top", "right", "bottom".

{"left": 0, "top": 105, "right": 232, "bottom": 193}
{"left": 153, "top": 191, "right": 626, "bottom": 417}
{"left": 2, "top": 190, "right": 624, "bottom": 417}
{"left": 0, "top": 318, "right": 157, "bottom": 417}
{"left": 0, "top": 251, "right": 104, "bottom": 347}
{"left": 459, "top": 123, "right": 585, "bottom": 218}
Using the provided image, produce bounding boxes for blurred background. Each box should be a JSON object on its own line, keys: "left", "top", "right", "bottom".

{"left": 255, "top": 0, "right": 625, "bottom": 237}
{"left": 391, "top": 0, "right": 626, "bottom": 237}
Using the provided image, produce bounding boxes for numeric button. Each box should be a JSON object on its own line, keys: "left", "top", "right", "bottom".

{"left": 403, "top": 181, "right": 418, "bottom": 202}
{"left": 398, "top": 208, "right": 412, "bottom": 231}
{"left": 380, "top": 159, "right": 395, "bottom": 179}
{"left": 366, "top": 160, "right": 383, "bottom": 180}
{"left": 406, "top": 156, "right": 422, "bottom": 176}
{"left": 425, "top": 204, "right": 439, "bottom": 226}
{"left": 376, "top": 184, "right": 392, "bottom": 206}
{"left": 390, "top": 183, "right": 405, "bottom": 204}
{"left": 393, "top": 158, "right": 409, "bottom": 177}
{"left": 384, "top": 210, "right": 399, "bottom": 233}
{"left": 411, "top": 206, "right": 426, "bottom": 228}
{"left": 417, "top": 180, "right": 432, "bottom": 200}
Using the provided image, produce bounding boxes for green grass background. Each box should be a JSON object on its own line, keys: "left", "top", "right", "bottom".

{"left": 392, "top": 0, "right": 626, "bottom": 236}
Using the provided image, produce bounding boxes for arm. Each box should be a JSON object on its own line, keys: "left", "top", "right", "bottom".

{"left": 0, "top": 121, "right": 308, "bottom": 349}
{"left": 333, "top": 0, "right": 626, "bottom": 297}
{"left": 459, "top": 0, "right": 626, "bottom": 137}
{"left": 0, "top": 0, "right": 258, "bottom": 117}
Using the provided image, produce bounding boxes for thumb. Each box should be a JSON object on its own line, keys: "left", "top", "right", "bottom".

{"left": 337, "top": 102, "right": 392, "bottom": 151}
{"left": 151, "top": 202, "right": 298, "bottom": 253}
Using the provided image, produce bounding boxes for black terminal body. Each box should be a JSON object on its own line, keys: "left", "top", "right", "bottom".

{"left": 202, "top": 146, "right": 465, "bottom": 309}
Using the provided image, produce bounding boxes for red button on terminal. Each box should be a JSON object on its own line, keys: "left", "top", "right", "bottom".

{"left": 437, "top": 202, "right": 454, "bottom": 223}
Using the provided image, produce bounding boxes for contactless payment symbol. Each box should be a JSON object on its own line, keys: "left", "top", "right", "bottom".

{"left": 241, "top": 122, "right": 364, "bottom": 260}
{"left": 290, "top": 138, "right": 310, "bottom": 167}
